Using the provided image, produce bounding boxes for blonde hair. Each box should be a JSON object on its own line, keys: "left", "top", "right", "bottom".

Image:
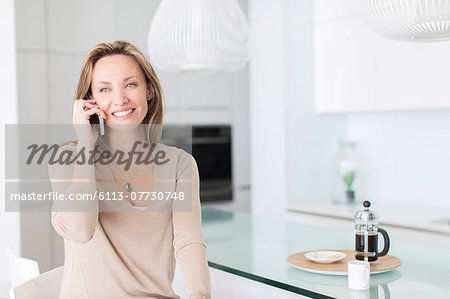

{"left": 75, "top": 40, "right": 163, "bottom": 143}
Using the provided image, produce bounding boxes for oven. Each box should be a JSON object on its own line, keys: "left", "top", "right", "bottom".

{"left": 160, "top": 125, "right": 232, "bottom": 202}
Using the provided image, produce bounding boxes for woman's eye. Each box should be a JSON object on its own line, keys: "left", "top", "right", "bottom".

{"left": 99, "top": 87, "right": 109, "bottom": 92}
{"left": 126, "top": 83, "right": 137, "bottom": 88}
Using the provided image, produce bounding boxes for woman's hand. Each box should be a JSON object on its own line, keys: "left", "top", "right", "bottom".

{"left": 72, "top": 98, "right": 107, "bottom": 147}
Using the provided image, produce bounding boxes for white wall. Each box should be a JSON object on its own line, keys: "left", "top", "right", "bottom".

{"left": 249, "top": 0, "right": 347, "bottom": 218}
{"left": 284, "top": 0, "right": 347, "bottom": 206}
{"left": 348, "top": 111, "right": 450, "bottom": 209}
{"left": 0, "top": 0, "right": 21, "bottom": 292}
{"left": 249, "top": 0, "right": 286, "bottom": 219}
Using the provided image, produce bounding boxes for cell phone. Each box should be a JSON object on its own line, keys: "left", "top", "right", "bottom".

{"left": 85, "top": 91, "right": 105, "bottom": 136}
{"left": 99, "top": 114, "right": 105, "bottom": 136}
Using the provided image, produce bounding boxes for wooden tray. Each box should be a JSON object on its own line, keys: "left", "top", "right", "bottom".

{"left": 287, "top": 250, "right": 402, "bottom": 276}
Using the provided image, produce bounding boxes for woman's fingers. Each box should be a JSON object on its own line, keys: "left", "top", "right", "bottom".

{"left": 74, "top": 99, "right": 90, "bottom": 113}
{"left": 76, "top": 99, "right": 95, "bottom": 107}
{"left": 72, "top": 99, "right": 101, "bottom": 146}
{"left": 74, "top": 99, "right": 96, "bottom": 108}
{"left": 73, "top": 99, "right": 107, "bottom": 119}
{"left": 74, "top": 99, "right": 85, "bottom": 109}
{"left": 83, "top": 102, "right": 99, "bottom": 110}
{"left": 84, "top": 107, "right": 107, "bottom": 120}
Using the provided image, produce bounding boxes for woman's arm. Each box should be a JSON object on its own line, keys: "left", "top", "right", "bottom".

{"left": 48, "top": 142, "right": 99, "bottom": 244}
{"left": 49, "top": 96, "right": 106, "bottom": 243}
{"left": 172, "top": 152, "right": 211, "bottom": 299}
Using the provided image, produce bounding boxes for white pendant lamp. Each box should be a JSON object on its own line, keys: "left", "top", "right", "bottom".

{"left": 147, "top": 0, "right": 250, "bottom": 73}
{"left": 362, "top": 0, "right": 450, "bottom": 41}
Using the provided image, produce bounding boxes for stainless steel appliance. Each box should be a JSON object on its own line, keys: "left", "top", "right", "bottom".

{"left": 161, "top": 125, "right": 232, "bottom": 202}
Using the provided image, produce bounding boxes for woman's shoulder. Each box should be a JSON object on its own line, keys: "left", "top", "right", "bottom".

{"left": 155, "top": 143, "right": 194, "bottom": 160}
{"left": 46, "top": 141, "right": 78, "bottom": 163}
{"left": 155, "top": 143, "right": 197, "bottom": 170}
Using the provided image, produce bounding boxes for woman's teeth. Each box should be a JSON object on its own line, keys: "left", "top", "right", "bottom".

{"left": 113, "top": 109, "right": 134, "bottom": 117}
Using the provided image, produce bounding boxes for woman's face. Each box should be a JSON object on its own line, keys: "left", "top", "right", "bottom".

{"left": 91, "top": 54, "right": 151, "bottom": 127}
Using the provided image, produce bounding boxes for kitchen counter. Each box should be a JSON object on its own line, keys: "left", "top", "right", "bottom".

{"left": 201, "top": 207, "right": 450, "bottom": 299}
{"left": 286, "top": 201, "right": 450, "bottom": 235}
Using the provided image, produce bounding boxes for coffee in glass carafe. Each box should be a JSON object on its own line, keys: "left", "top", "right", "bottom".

{"left": 354, "top": 201, "right": 390, "bottom": 262}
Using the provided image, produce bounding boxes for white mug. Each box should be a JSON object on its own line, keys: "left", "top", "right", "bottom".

{"left": 349, "top": 289, "right": 370, "bottom": 299}
{"left": 348, "top": 260, "right": 370, "bottom": 290}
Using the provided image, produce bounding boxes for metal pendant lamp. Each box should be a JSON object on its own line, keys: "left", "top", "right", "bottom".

{"left": 147, "top": 0, "right": 250, "bottom": 73}
{"left": 362, "top": 0, "right": 450, "bottom": 41}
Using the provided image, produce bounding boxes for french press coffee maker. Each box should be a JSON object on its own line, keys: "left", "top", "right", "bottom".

{"left": 354, "top": 201, "right": 390, "bottom": 262}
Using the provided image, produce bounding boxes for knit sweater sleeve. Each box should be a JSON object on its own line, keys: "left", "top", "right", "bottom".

{"left": 172, "top": 152, "right": 211, "bottom": 299}
{"left": 48, "top": 143, "right": 99, "bottom": 244}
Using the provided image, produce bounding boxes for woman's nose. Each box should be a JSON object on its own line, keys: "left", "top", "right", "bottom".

{"left": 112, "top": 90, "right": 128, "bottom": 105}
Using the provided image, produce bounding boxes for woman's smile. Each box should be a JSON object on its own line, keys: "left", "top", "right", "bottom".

{"left": 111, "top": 107, "right": 136, "bottom": 120}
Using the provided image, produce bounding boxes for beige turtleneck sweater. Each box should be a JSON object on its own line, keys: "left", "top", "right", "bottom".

{"left": 48, "top": 142, "right": 211, "bottom": 299}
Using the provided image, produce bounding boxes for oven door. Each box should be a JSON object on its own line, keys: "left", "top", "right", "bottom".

{"left": 192, "top": 132, "right": 232, "bottom": 202}
{"left": 161, "top": 125, "right": 233, "bottom": 202}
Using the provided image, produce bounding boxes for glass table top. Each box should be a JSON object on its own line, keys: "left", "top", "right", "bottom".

{"left": 201, "top": 207, "right": 450, "bottom": 299}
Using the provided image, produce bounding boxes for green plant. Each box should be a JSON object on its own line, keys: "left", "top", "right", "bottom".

{"left": 343, "top": 171, "right": 355, "bottom": 190}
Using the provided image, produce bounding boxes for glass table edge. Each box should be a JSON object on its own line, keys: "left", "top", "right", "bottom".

{"left": 207, "top": 261, "right": 336, "bottom": 299}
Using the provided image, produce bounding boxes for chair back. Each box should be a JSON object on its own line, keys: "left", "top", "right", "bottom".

{"left": 9, "top": 266, "right": 64, "bottom": 299}
{"left": 6, "top": 248, "right": 40, "bottom": 288}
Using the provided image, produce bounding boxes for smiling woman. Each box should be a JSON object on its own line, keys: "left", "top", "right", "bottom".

{"left": 75, "top": 41, "right": 163, "bottom": 129}
{"left": 48, "top": 40, "right": 211, "bottom": 299}
{"left": 92, "top": 56, "right": 149, "bottom": 124}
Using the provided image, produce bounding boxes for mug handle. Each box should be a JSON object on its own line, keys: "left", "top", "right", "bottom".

{"left": 377, "top": 228, "right": 390, "bottom": 257}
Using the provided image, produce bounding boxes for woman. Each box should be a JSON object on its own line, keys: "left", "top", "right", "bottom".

{"left": 48, "top": 41, "right": 211, "bottom": 299}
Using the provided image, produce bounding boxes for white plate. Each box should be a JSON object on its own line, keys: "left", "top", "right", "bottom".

{"left": 304, "top": 251, "right": 346, "bottom": 264}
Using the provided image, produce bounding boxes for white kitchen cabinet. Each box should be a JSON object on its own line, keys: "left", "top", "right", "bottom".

{"left": 375, "top": 36, "right": 450, "bottom": 111}
{"left": 314, "top": 16, "right": 377, "bottom": 112}
{"left": 285, "top": 204, "right": 450, "bottom": 248}
{"left": 314, "top": 1, "right": 450, "bottom": 113}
